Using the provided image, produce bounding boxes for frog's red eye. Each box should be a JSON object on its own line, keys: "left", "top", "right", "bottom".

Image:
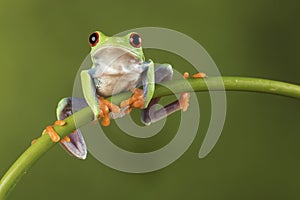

{"left": 129, "top": 33, "right": 142, "bottom": 48}
{"left": 89, "top": 32, "right": 100, "bottom": 47}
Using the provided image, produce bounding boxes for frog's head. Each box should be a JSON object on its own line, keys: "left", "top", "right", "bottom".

{"left": 88, "top": 31, "right": 145, "bottom": 68}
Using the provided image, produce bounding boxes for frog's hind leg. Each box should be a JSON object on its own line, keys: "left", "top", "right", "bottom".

{"left": 141, "top": 64, "right": 177, "bottom": 125}
{"left": 56, "top": 97, "right": 88, "bottom": 159}
{"left": 141, "top": 64, "right": 204, "bottom": 125}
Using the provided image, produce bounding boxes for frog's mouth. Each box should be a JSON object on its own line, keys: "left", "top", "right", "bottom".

{"left": 91, "top": 46, "right": 143, "bottom": 75}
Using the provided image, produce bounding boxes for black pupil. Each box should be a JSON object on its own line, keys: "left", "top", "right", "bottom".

{"left": 89, "top": 33, "right": 98, "bottom": 44}
{"left": 131, "top": 34, "right": 140, "bottom": 46}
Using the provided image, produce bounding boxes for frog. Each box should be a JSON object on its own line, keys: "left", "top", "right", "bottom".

{"left": 43, "top": 31, "right": 206, "bottom": 159}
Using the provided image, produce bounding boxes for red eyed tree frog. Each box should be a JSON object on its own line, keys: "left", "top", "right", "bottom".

{"left": 41, "top": 31, "right": 206, "bottom": 159}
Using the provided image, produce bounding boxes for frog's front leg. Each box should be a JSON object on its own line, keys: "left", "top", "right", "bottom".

{"left": 81, "top": 69, "right": 101, "bottom": 120}
{"left": 141, "top": 64, "right": 206, "bottom": 125}
{"left": 119, "top": 60, "right": 155, "bottom": 112}
{"left": 81, "top": 69, "right": 120, "bottom": 126}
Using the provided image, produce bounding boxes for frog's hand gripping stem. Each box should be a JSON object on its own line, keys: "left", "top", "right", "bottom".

{"left": 117, "top": 60, "right": 155, "bottom": 114}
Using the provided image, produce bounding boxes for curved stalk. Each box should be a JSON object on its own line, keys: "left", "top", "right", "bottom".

{"left": 0, "top": 76, "right": 300, "bottom": 199}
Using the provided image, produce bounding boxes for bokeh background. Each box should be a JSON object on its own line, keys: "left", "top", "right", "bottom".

{"left": 0, "top": 0, "right": 299, "bottom": 199}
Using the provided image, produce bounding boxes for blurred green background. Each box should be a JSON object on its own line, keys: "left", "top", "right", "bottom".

{"left": 0, "top": 0, "right": 299, "bottom": 199}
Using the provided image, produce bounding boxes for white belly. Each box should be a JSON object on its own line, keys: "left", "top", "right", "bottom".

{"left": 91, "top": 46, "right": 145, "bottom": 97}
{"left": 94, "top": 73, "right": 142, "bottom": 97}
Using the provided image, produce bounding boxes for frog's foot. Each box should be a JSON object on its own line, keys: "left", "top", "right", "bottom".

{"left": 31, "top": 120, "right": 66, "bottom": 144}
{"left": 179, "top": 92, "right": 190, "bottom": 112}
{"left": 98, "top": 97, "right": 120, "bottom": 126}
{"left": 181, "top": 72, "right": 206, "bottom": 112}
{"left": 44, "top": 120, "right": 66, "bottom": 142}
{"left": 120, "top": 88, "right": 145, "bottom": 113}
{"left": 55, "top": 97, "right": 87, "bottom": 159}
{"left": 183, "top": 72, "right": 207, "bottom": 79}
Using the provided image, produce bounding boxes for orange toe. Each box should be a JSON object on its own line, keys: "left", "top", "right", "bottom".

{"left": 45, "top": 126, "right": 60, "bottom": 142}
{"left": 132, "top": 99, "right": 144, "bottom": 109}
{"left": 183, "top": 72, "right": 190, "bottom": 79}
{"left": 101, "top": 114, "right": 110, "bottom": 126}
{"left": 31, "top": 139, "right": 37, "bottom": 145}
{"left": 130, "top": 88, "right": 145, "bottom": 108}
{"left": 98, "top": 97, "right": 120, "bottom": 125}
{"left": 100, "top": 104, "right": 109, "bottom": 115}
{"left": 102, "top": 99, "right": 120, "bottom": 113}
{"left": 179, "top": 92, "right": 190, "bottom": 112}
{"left": 54, "top": 120, "right": 66, "bottom": 126}
{"left": 192, "top": 72, "right": 207, "bottom": 78}
{"left": 60, "top": 136, "right": 70, "bottom": 143}
{"left": 111, "top": 105, "right": 120, "bottom": 113}
{"left": 120, "top": 99, "right": 130, "bottom": 108}
{"left": 121, "top": 88, "right": 145, "bottom": 111}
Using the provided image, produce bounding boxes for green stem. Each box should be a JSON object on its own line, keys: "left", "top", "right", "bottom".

{"left": 0, "top": 76, "right": 300, "bottom": 199}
